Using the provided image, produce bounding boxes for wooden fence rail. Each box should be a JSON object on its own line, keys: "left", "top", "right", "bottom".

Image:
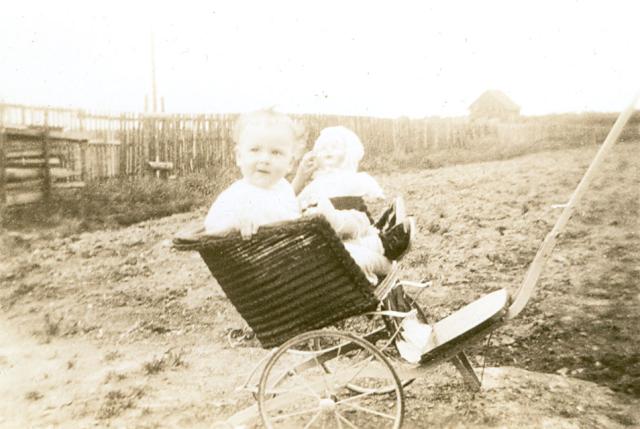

{"left": 1, "top": 102, "right": 638, "bottom": 180}
{"left": 0, "top": 126, "right": 86, "bottom": 206}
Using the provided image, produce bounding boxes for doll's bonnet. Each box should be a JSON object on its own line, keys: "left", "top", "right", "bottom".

{"left": 313, "top": 126, "right": 364, "bottom": 172}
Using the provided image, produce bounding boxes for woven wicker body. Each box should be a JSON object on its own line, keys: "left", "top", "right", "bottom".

{"left": 174, "top": 215, "right": 379, "bottom": 348}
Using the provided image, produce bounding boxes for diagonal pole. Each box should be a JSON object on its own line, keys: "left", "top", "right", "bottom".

{"left": 507, "top": 92, "right": 639, "bottom": 319}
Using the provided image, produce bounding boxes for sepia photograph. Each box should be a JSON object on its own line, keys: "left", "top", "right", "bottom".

{"left": 1, "top": 1, "right": 639, "bottom": 428}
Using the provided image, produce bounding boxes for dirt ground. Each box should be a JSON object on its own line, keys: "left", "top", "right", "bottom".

{"left": 1, "top": 143, "right": 639, "bottom": 428}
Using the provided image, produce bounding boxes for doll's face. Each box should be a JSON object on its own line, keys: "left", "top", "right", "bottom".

{"left": 314, "top": 139, "right": 346, "bottom": 170}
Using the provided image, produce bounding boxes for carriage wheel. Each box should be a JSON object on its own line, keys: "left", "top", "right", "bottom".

{"left": 319, "top": 336, "right": 415, "bottom": 396}
{"left": 258, "top": 330, "right": 404, "bottom": 429}
{"left": 287, "top": 315, "right": 383, "bottom": 354}
{"left": 343, "top": 367, "right": 414, "bottom": 396}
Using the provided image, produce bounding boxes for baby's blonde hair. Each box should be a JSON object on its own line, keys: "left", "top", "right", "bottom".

{"left": 233, "top": 108, "right": 307, "bottom": 160}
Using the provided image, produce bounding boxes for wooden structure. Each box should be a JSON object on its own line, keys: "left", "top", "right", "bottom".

{"left": 0, "top": 126, "right": 87, "bottom": 206}
{"left": 1, "top": 102, "right": 637, "bottom": 180}
{"left": 147, "top": 160, "right": 174, "bottom": 179}
{"left": 469, "top": 90, "right": 521, "bottom": 122}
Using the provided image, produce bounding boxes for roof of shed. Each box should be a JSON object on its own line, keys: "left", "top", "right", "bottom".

{"left": 469, "top": 90, "right": 520, "bottom": 111}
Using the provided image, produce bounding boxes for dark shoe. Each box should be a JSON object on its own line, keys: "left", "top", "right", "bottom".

{"left": 385, "top": 284, "right": 430, "bottom": 323}
{"left": 374, "top": 203, "right": 396, "bottom": 231}
{"left": 386, "top": 286, "right": 413, "bottom": 312}
{"left": 380, "top": 218, "right": 412, "bottom": 260}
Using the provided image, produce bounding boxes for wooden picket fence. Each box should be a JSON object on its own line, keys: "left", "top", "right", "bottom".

{"left": 1, "top": 102, "right": 637, "bottom": 182}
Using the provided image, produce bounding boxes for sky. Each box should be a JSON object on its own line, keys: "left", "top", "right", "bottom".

{"left": 1, "top": 0, "right": 639, "bottom": 118}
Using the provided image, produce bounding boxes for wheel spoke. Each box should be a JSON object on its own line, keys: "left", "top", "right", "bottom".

{"left": 324, "top": 342, "right": 344, "bottom": 373}
{"left": 336, "top": 411, "right": 360, "bottom": 429}
{"left": 264, "top": 385, "right": 321, "bottom": 399}
{"left": 339, "top": 402, "right": 396, "bottom": 420}
{"left": 301, "top": 409, "right": 323, "bottom": 429}
{"left": 311, "top": 354, "right": 332, "bottom": 395}
{"left": 290, "top": 368, "right": 322, "bottom": 399}
{"left": 335, "top": 389, "right": 377, "bottom": 405}
{"left": 341, "top": 354, "right": 376, "bottom": 387}
{"left": 271, "top": 406, "right": 320, "bottom": 422}
{"left": 307, "top": 339, "right": 333, "bottom": 394}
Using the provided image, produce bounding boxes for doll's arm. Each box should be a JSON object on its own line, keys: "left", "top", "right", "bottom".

{"left": 292, "top": 152, "right": 317, "bottom": 195}
{"left": 359, "top": 173, "right": 385, "bottom": 199}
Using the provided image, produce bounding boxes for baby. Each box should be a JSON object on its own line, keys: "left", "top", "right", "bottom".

{"left": 204, "top": 109, "right": 303, "bottom": 238}
{"left": 296, "top": 126, "right": 384, "bottom": 202}
{"left": 295, "top": 126, "right": 411, "bottom": 262}
{"left": 203, "top": 110, "right": 391, "bottom": 283}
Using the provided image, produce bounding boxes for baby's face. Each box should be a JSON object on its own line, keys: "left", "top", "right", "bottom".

{"left": 314, "top": 140, "right": 346, "bottom": 170}
{"left": 236, "top": 124, "right": 296, "bottom": 188}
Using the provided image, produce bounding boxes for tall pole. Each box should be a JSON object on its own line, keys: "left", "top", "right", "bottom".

{"left": 0, "top": 103, "right": 6, "bottom": 205}
{"left": 151, "top": 32, "right": 158, "bottom": 113}
{"left": 150, "top": 32, "right": 160, "bottom": 178}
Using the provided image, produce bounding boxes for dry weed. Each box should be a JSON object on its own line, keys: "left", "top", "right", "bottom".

{"left": 142, "top": 349, "right": 186, "bottom": 375}
{"left": 96, "top": 387, "right": 145, "bottom": 419}
{"left": 25, "top": 391, "right": 43, "bottom": 401}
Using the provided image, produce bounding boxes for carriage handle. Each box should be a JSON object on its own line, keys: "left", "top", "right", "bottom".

{"left": 507, "top": 92, "right": 639, "bottom": 319}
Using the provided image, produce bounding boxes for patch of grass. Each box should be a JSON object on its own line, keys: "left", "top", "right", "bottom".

{"left": 164, "top": 349, "right": 186, "bottom": 368}
{"left": 427, "top": 222, "right": 441, "bottom": 234}
{"left": 103, "top": 371, "right": 127, "bottom": 383}
{"left": 365, "top": 139, "right": 639, "bottom": 174}
{"left": 104, "top": 351, "right": 122, "bottom": 362}
{"left": 96, "top": 387, "right": 145, "bottom": 419}
{"left": 25, "top": 390, "right": 43, "bottom": 401}
{"left": 142, "top": 356, "right": 165, "bottom": 375}
{"left": 608, "top": 410, "right": 637, "bottom": 426}
{"left": 42, "top": 313, "right": 63, "bottom": 340}
{"left": 1, "top": 170, "right": 234, "bottom": 236}
{"left": 142, "top": 349, "right": 186, "bottom": 375}
{"left": 3, "top": 283, "right": 36, "bottom": 309}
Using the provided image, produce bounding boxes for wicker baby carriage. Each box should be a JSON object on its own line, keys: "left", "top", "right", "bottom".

{"left": 174, "top": 199, "right": 511, "bottom": 429}
{"left": 173, "top": 97, "right": 636, "bottom": 427}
